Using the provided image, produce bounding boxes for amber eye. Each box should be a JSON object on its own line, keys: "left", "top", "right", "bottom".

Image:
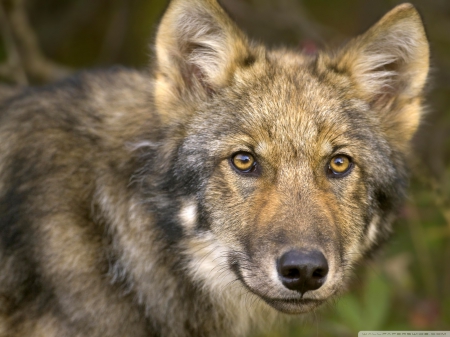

{"left": 327, "top": 155, "right": 353, "bottom": 178}
{"left": 231, "top": 152, "right": 256, "bottom": 173}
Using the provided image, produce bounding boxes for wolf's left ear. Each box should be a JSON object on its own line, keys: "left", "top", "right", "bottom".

{"left": 331, "top": 3, "right": 429, "bottom": 143}
{"left": 154, "top": 0, "right": 253, "bottom": 108}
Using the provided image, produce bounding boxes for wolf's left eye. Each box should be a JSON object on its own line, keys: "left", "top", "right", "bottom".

{"left": 231, "top": 152, "right": 257, "bottom": 174}
{"left": 327, "top": 155, "right": 353, "bottom": 178}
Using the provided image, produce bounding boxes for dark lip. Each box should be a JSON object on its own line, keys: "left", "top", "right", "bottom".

{"left": 261, "top": 296, "right": 323, "bottom": 307}
{"left": 263, "top": 297, "right": 325, "bottom": 314}
{"left": 266, "top": 298, "right": 320, "bottom": 303}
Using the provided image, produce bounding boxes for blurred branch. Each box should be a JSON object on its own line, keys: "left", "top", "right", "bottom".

{"left": 0, "top": 0, "right": 72, "bottom": 84}
{"left": 415, "top": 159, "right": 450, "bottom": 233}
{"left": 430, "top": 175, "right": 450, "bottom": 232}
{"left": 0, "top": 1, "right": 27, "bottom": 84}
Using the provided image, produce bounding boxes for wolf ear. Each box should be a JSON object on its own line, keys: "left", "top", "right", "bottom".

{"left": 332, "top": 3, "right": 429, "bottom": 143}
{"left": 154, "top": 0, "right": 252, "bottom": 105}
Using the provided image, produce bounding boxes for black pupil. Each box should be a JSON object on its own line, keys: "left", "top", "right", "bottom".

{"left": 334, "top": 157, "right": 345, "bottom": 166}
{"left": 238, "top": 154, "right": 251, "bottom": 166}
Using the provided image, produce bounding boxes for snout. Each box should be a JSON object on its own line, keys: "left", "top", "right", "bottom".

{"left": 277, "top": 249, "right": 329, "bottom": 295}
{"left": 233, "top": 245, "right": 338, "bottom": 314}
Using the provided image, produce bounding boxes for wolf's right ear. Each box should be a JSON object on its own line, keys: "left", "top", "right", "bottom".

{"left": 154, "top": 0, "right": 253, "bottom": 107}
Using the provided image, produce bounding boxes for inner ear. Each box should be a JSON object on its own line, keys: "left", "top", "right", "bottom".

{"left": 181, "top": 42, "right": 216, "bottom": 96}
{"left": 370, "top": 58, "right": 405, "bottom": 109}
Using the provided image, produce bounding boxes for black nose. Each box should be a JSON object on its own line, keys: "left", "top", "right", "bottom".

{"left": 277, "top": 250, "right": 329, "bottom": 294}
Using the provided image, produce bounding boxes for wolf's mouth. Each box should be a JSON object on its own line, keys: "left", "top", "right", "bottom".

{"left": 260, "top": 297, "right": 325, "bottom": 314}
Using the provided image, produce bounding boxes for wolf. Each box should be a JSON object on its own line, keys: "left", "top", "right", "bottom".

{"left": 0, "top": 0, "right": 429, "bottom": 336}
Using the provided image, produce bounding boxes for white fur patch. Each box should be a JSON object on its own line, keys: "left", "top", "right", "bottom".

{"left": 178, "top": 200, "right": 198, "bottom": 230}
{"left": 183, "top": 233, "right": 281, "bottom": 336}
{"left": 366, "top": 215, "right": 380, "bottom": 247}
{"left": 127, "top": 140, "right": 159, "bottom": 152}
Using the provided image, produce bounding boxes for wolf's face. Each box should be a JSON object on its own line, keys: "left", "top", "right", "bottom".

{"left": 175, "top": 57, "right": 405, "bottom": 314}
{"left": 152, "top": 0, "right": 429, "bottom": 314}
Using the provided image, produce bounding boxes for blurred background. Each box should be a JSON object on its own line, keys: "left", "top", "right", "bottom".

{"left": 0, "top": 0, "right": 448, "bottom": 335}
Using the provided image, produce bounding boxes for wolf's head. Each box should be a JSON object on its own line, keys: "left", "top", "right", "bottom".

{"left": 150, "top": 0, "right": 429, "bottom": 315}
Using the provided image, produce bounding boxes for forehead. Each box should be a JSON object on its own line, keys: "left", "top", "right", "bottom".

{"left": 226, "top": 53, "right": 359, "bottom": 158}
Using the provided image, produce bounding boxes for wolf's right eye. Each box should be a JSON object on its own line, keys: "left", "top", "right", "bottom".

{"left": 230, "top": 152, "right": 257, "bottom": 174}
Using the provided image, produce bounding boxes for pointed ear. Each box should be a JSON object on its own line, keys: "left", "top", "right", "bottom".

{"left": 331, "top": 4, "right": 430, "bottom": 144}
{"left": 154, "top": 0, "right": 254, "bottom": 106}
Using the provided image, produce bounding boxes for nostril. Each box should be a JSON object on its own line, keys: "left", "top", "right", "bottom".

{"left": 282, "top": 267, "right": 301, "bottom": 279}
{"left": 277, "top": 249, "right": 329, "bottom": 294}
{"left": 312, "top": 268, "right": 327, "bottom": 279}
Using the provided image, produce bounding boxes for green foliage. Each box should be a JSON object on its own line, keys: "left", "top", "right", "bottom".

{"left": 336, "top": 270, "right": 391, "bottom": 331}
